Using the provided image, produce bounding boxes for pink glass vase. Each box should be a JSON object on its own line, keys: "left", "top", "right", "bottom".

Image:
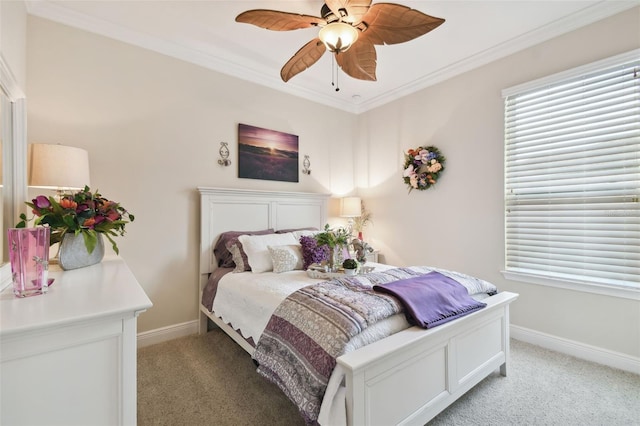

{"left": 8, "top": 227, "right": 51, "bottom": 298}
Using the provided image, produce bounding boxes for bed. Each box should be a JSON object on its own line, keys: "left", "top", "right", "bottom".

{"left": 198, "top": 187, "right": 519, "bottom": 425}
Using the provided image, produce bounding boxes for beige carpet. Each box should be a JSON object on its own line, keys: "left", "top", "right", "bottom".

{"left": 137, "top": 327, "right": 304, "bottom": 426}
{"left": 138, "top": 328, "right": 640, "bottom": 425}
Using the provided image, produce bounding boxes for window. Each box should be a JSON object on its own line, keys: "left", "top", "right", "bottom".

{"left": 503, "top": 50, "right": 639, "bottom": 298}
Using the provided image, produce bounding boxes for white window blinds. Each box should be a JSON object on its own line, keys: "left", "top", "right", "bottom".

{"left": 503, "top": 51, "right": 640, "bottom": 290}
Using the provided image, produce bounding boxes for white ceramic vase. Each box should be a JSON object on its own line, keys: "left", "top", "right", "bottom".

{"left": 59, "top": 233, "right": 105, "bottom": 271}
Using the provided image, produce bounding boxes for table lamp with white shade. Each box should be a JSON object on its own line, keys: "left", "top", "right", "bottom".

{"left": 27, "top": 143, "right": 90, "bottom": 197}
{"left": 340, "top": 196, "right": 361, "bottom": 236}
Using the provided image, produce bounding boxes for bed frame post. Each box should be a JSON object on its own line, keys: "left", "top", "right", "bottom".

{"left": 500, "top": 304, "right": 510, "bottom": 377}
{"left": 199, "top": 308, "right": 209, "bottom": 335}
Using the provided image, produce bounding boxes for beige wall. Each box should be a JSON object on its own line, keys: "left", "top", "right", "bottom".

{"left": 26, "top": 7, "right": 639, "bottom": 358}
{"left": 26, "top": 16, "right": 358, "bottom": 332}
{"left": 359, "top": 7, "right": 640, "bottom": 358}
{"left": 1, "top": 0, "right": 27, "bottom": 88}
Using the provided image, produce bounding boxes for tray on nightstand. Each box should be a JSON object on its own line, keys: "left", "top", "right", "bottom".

{"left": 306, "top": 264, "right": 375, "bottom": 279}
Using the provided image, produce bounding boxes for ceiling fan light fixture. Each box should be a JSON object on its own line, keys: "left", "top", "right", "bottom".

{"left": 236, "top": 2, "right": 445, "bottom": 83}
{"left": 319, "top": 22, "right": 358, "bottom": 53}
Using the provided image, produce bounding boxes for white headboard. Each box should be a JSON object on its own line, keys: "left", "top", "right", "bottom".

{"left": 198, "top": 187, "right": 330, "bottom": 275}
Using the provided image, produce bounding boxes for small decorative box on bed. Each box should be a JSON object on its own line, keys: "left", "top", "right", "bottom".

{"left": 198, "top": 187, "right": 519, "bottom": 426}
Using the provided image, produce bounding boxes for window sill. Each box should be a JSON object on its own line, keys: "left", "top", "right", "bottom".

{"left": 501, "top": 270, "right": 640, "bottom": 301}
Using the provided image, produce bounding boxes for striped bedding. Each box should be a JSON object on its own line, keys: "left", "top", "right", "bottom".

{"left": 253, "top": 266, "right": 498, "bottom": 424}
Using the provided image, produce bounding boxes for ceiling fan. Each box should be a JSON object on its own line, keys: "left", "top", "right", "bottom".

{"left": 236, "top": 1, "right": 445, "bottom": 84}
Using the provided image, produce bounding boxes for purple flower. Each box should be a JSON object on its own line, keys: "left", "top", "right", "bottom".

{"left": 76, "top": 203, "right": 91, "bottom": 213}
{"left": 299, "top": 235, "right": 329, "bottom": 269}
{"left": 33, "top": 195, "right": 51, "bottom": 209}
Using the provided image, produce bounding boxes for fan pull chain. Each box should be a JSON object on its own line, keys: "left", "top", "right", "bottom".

{"left": 331, "top": 55, "right": 335, "bottom": 89}
{"left": 331, "top": 55, "right": 340, "bottom": 92}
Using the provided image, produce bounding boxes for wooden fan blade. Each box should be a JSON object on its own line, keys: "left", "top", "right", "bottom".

{"left": 360, "top": 3, "right": 445, "bottom": 45}
{"left": 236, "top": 10, "right": 325, "bottom": 30}
{"left": 281, "top": 38, "right": 327, "bottom": 82}
{"left": 335, "top": 39, "right": 377, "bottom": 81}
{"left": 324, "top": 0, "right": 372, "bottom": 24}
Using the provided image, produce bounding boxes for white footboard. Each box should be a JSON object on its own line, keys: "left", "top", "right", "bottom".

{"left": 337, "top": 291, "right": 518, "bottom": 426}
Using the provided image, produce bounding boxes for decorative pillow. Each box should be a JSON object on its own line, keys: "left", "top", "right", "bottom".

{"left": 268, "top": 245, "right": 303, "bottom": 273}
{"left": 238, "top": 232, "right": 299, "bottom": 273}
{"left": 227, "top": 242, "right": 250, "bottom": 273}
{"left": 299, "top": 235, "right": 329, "bottom": 270}
{"left": 213, "top": 229, "right": 274, "bottom": 268}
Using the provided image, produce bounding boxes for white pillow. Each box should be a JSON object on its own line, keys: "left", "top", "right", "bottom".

{"left": 292, "top": 229, "right": 320, "bottom": 239}
{"left": 238, "top": 232, "right": 299, "bottom": 273}
{"left": 268, "top": 245, "right": 303, "bottom": 273}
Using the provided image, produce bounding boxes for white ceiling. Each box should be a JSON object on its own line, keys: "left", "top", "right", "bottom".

{"left": 25, "top": 0, "right": 639, "bottom": 113}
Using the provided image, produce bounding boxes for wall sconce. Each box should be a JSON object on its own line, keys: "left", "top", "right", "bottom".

{"left": 27, "top": 143, "right": 90, "bottom": 197}
{"left": 218, "top": 142, "right": 231, "bottom": 166}
{"left": 302, "top": 155, "right": 311, "bottom": 175}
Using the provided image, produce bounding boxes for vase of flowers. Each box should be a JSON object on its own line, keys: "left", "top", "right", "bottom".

{"left": 17, "top": 186, "right": 134, "bottom": 270}
{"left": 314, "top": 224, "right": 350, "bottom": 272}
{"left": 353, "top": 201, "right": 372, "bottom": 240}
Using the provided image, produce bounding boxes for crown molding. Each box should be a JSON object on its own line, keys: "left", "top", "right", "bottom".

{"left": 24, "top": 0, "right": 359, "bottom": 113}
{"left": 0, "top": 53, "right": 25, "bottom": 100}
{"left": 353, "top": 1, "right": 640, "bottom": 113}
{"left": 25, "top": 1, "right": 639, "bottom": 115}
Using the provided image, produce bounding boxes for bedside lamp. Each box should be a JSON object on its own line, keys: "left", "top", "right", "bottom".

{"left": 340, "top": 197, "right": 362, "bottom": 218}
{"left": 27, "top": 143, "right": 90, "bottom": 197}
{"left": 340, "top": 196, "right": 361, "bottom": 235}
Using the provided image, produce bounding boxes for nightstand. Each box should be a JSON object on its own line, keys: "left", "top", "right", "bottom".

{"left": 0, "top": 257, "right": 152, "bottom": 426}
{"left": 365, "top": 250, "right": 379, "bottom": 263}
{"left": 348, "top": 248, "right": 379, "bottom": 264}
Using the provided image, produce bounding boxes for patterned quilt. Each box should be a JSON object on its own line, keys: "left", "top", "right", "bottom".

{"left": 253, "top": 266, "right": 497, "bottom": 424}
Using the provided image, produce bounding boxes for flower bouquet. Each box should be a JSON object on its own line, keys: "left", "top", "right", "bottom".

{"left": 314, "top": 224, "right": 350, "bottom": 271}
{"left": 17, "top": 186, "right": 134, "bottom": 255}
{"left": 352, "top": 200, "right": 372, "bottom": 239}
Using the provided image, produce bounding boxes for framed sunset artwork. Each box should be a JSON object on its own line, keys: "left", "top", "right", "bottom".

{"left": 238, "top": 123, "right": 299, "bottom": 183}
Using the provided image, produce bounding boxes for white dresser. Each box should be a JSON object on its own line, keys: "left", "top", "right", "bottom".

{"left": 0, "top": 257, "right": 152, "bottom": 426}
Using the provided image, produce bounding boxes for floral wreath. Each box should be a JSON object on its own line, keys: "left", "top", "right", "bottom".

{"left": 402, "top": 145, "right": 446, "bottom": 192}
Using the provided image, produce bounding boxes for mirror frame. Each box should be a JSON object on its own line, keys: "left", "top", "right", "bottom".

{"left": 0, "top": 52, "right": 28, "bottom": 289}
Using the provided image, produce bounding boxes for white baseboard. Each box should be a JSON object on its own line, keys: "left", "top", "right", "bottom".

{"left": 137, "top": 320, "right": 199, "bottom": 348}
{"left": 136, "top": 321, "right": 639, "bottom": 375}
{"left": 510, "top": 324, "right": 640, "bottom": 375}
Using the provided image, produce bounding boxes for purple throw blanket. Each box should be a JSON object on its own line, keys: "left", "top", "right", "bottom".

{"left": 373, "top": 271, "right": 487, "bottom": 329}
